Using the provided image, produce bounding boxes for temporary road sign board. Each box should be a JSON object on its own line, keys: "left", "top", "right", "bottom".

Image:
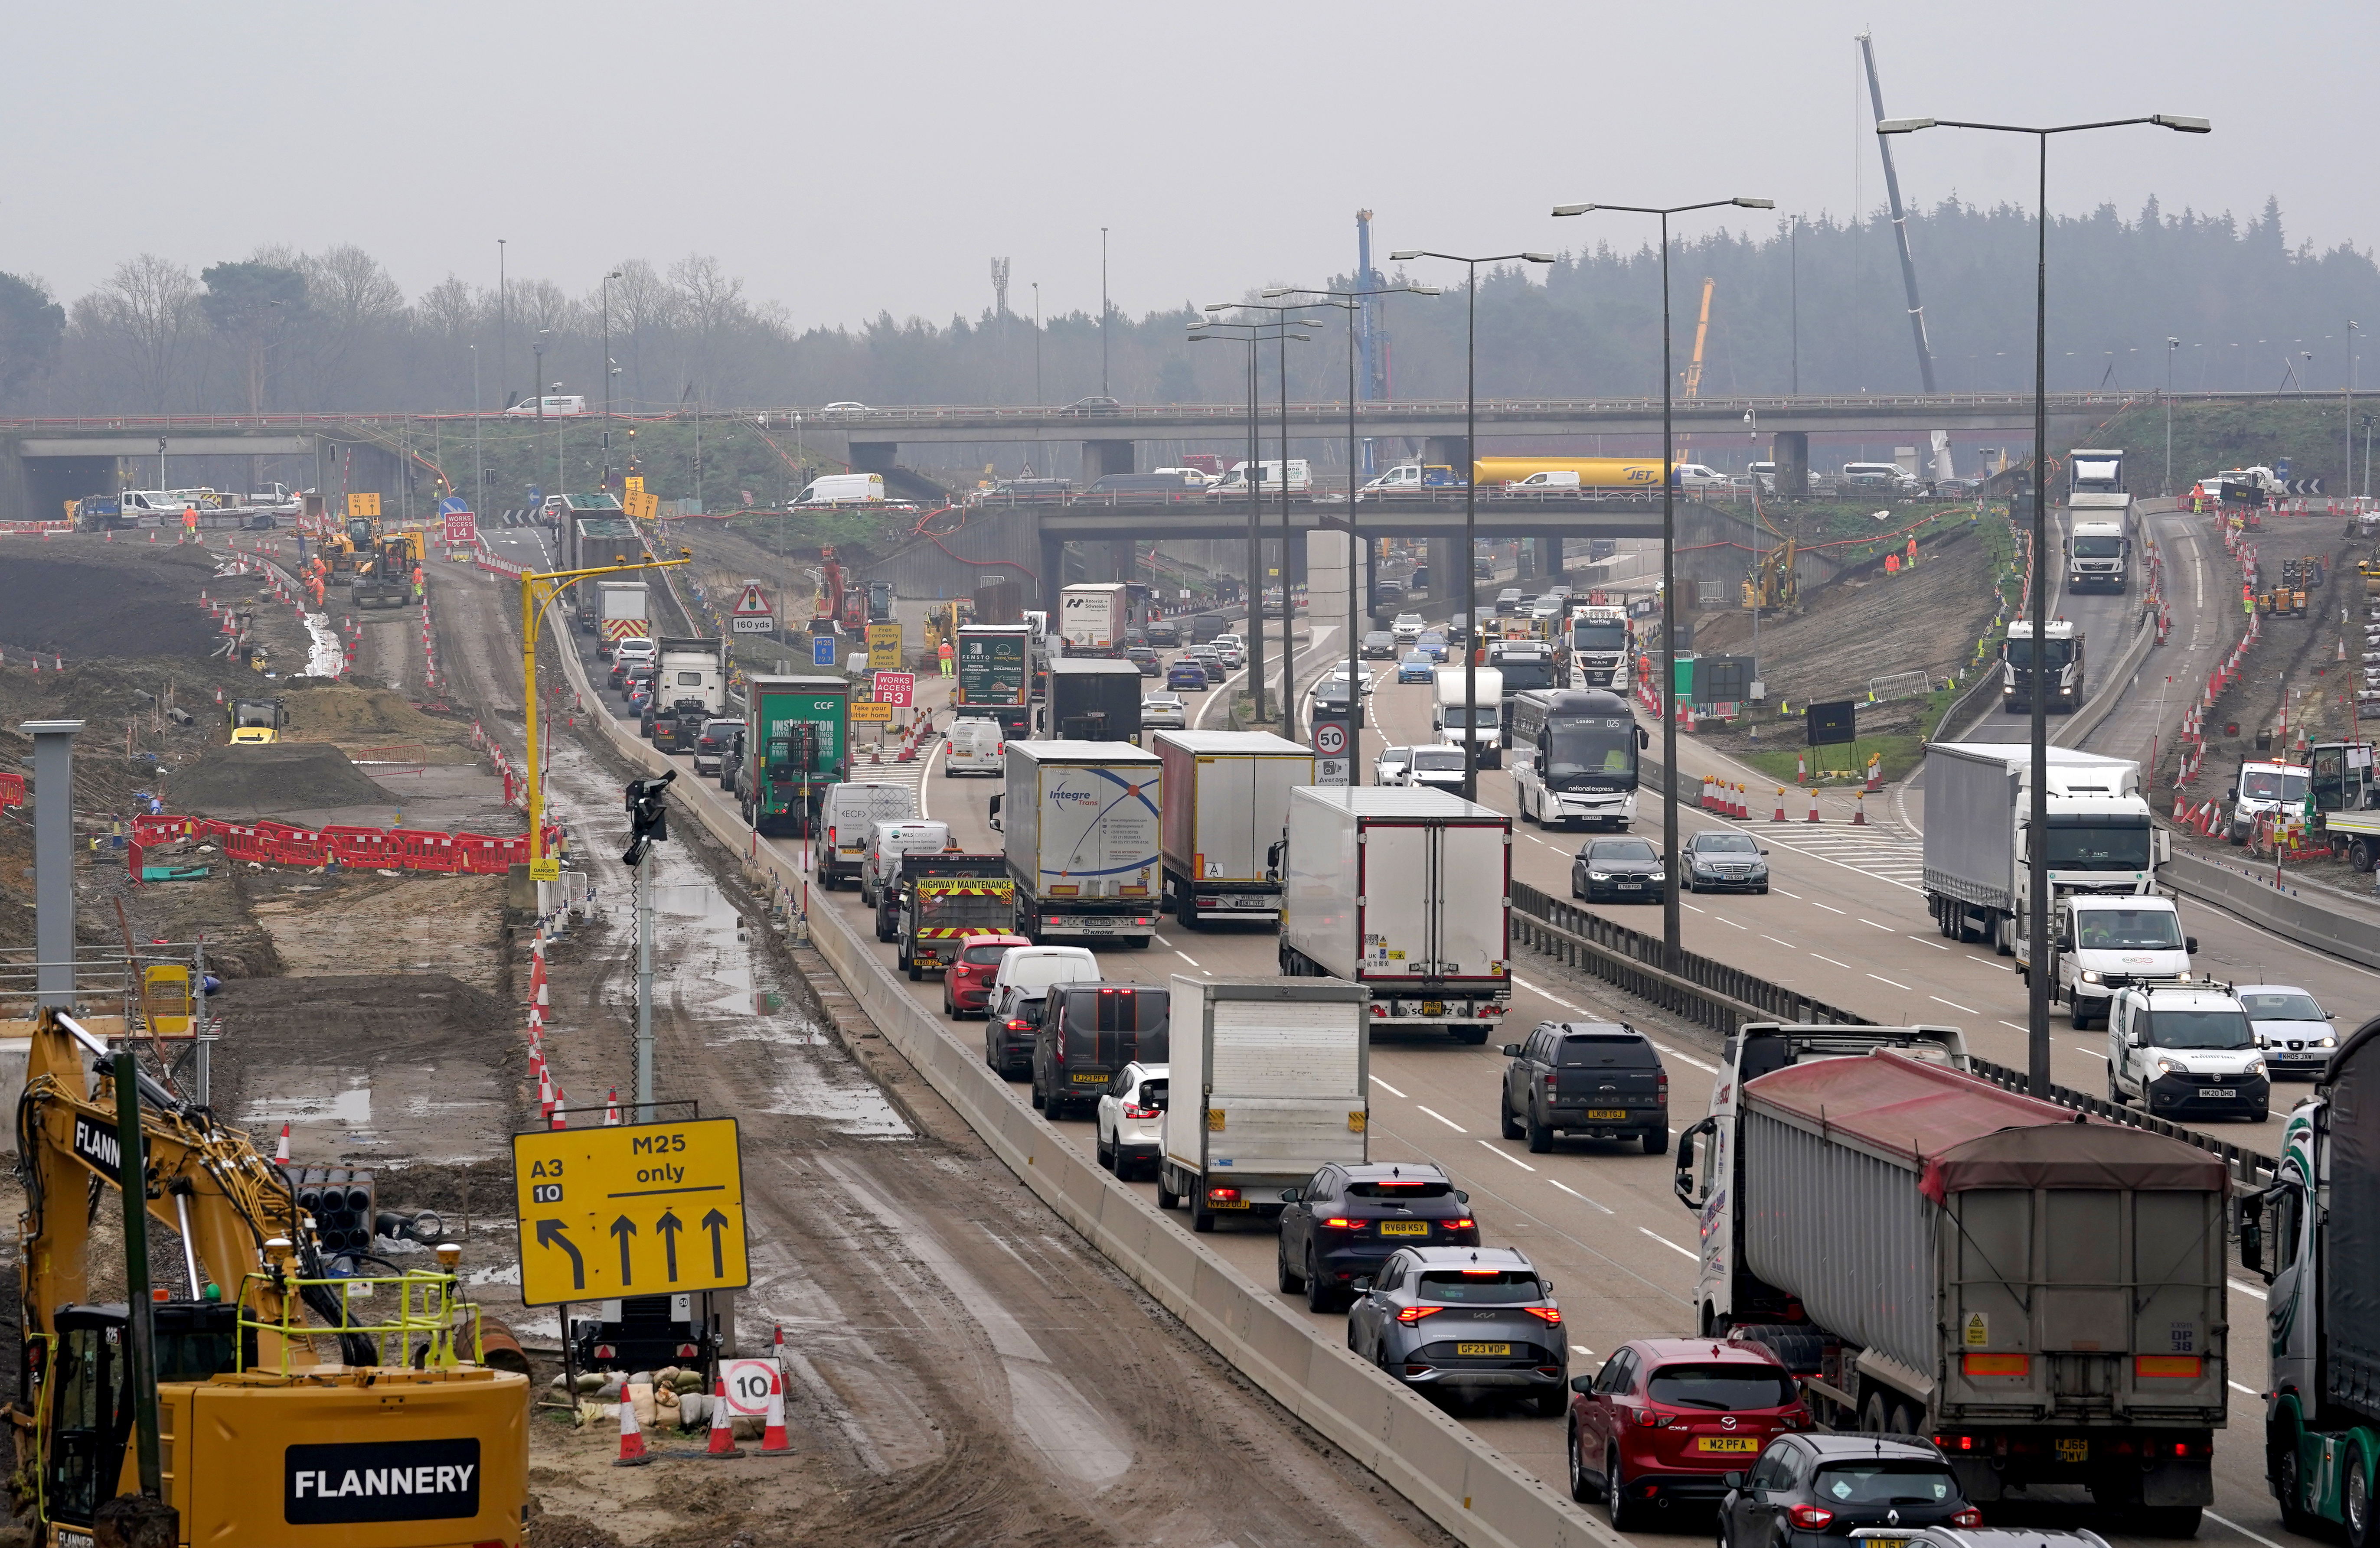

{"left": 849, "top": 701, "right": 894, "bottom": 723}
{"left": 528, "top": 857, "right": 561, "bottom": 883}
{"left": 811, "top": 634, "right": 839, "bottom": 667}
{"left": 731, "top": 580, "right": 775, "bottom": 635}
{"left": 624, "top": 476, "right": 645, "bottom": 499}
{"left": 720, "top": 1358, "right": 780, "bottom": 1418}
{"left": 1312, "top": 720, "right": 1349, "bottom": 757}
{"left": 511, "top": 1115, "right": 749, "bottom": 1307}
{"left": 874, "top": 671, "right": 916, "bottom": 707}
{"left": 442, "top": 508, "right": 477, "bottom": 545}
{"left": 866, "top": 623, "right": 903, "bottom": 671}
{"left": 346, "top": 492, "right": 381, "bottom": 519}
{"left": 732, "top": 616, "right": 775, "bottom": 635}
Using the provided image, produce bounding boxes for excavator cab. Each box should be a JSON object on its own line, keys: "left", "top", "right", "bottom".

{"left": 229, "top": 696, "right": 285, "bottom": 744}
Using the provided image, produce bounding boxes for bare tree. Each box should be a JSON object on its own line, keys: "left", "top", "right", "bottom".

{"left": 96, "top": 254, "right": 198, "bottom": 411}
{"left": 606, "top": 259, "right": 674, "bottom": 408}
{"left": 293, "top": 244, "right": 407, "bottom": 407}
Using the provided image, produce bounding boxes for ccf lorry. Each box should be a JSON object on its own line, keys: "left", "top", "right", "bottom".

{"left": 1675, "top": 1043, "right": 2230, "bottom": 1532}
{"left": 990, "top": 741, "right": 1162, "bottom": 945}
{"left": 1921, "top": 742, "right": 2164, "bottom": 957}
{"left": 1278, "top": 786, "right": 1510, "bottom": 1043}
{"left": 2241, "top": 1016, "right": 2380, "bottom": 1545}
{"left": 1151, "top": 730, "right": 1313, "bottom": 928}
{"left": 737, "top": 675, "right": 851, "bottom": 837}
{"left": 1157, "top": 976, "right": 1369, "bottom": 1233}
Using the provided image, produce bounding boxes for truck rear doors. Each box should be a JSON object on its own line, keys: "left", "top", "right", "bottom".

{"left": 1357, "top": 820, "right": 1508, "bottom": 986}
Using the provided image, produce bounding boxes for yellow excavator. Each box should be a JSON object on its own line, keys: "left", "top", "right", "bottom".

{"left": 8, "top": 1007, "right": 527, "bottom": 1545}
{"left": 353, "top": 532, "right": 424, "bottom": 610}
{"left": 1741, "top": 536, "right": 1799, "bottom": 611}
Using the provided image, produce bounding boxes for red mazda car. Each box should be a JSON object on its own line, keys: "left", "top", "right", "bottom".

{"left": 1566, "top": 1336, "right": 1807, "bottom": 1527}
{"left": 943, "top": 934, "right": 1029, "bottom": 1018}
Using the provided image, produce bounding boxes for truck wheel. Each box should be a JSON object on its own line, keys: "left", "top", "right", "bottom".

{"left": 2354, "top": 838, "right": 2377, "bottom": 873}
{"left": 2276, "top": 1436, "right": 2321, "bottom": 1537}
{"left": 906, "top": 959, "right": 921, "bottom": 982}
{"left": 1861, "top": 1392, "right": 1890, "bottom": 1434}
{"left": 2347, "top": 1453, "right": 2373, "bottom": 1548}
{"left": 1178, "top": 891, "right": 1201, "bottom": 930}
{"left": 1192, "top": 1192, "right": 1216, "bottom": 1233}
{"left": 1889, "top": 1403, "right": 1918, "bottom": 1437}
{"left": 1450, "top": 1026, "right": 1490, "bottom": 1046}
{"left": 1995, "top": 915, "right": 2014, "bottom": 957}
{"left": 1156, "top": 1170, "right": 1179, "bottom": 1211}
{"left": 1527, "top": 1110, "right": 1554, "bottom": 1154}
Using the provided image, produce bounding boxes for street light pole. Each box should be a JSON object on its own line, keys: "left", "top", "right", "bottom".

{"left": 1879, "top": 108, "right": 2209, "bottom": 1095}
{"left": 601, "top": 269, "right": 623, "bottom": 494}
{"left": 1195, "top": 315, "right": 1312, "bottom": 730}
{"left": 2167, "top": 337, "right": 2180, "bottom": 494}
{"left": 1390, "top": 250, "right": 1556, "bottom": 804}
{"left": 1549, "top": 201, "right": 1770, "bottom": 964}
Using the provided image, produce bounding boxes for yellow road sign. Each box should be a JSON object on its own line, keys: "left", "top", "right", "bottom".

{"left": 849, "top": 700, "right": 893, "bottom": 723}
{"left": 346, "top": 492, "right": 382, "bottom": 519}
{"left": 866, "top": 622, "right": 903, "bottom": 671}
{"left": 527, "top": 857, "right": 561, "bottom": 883}
{"left": 510, "top": 1117, "right": 749, "bottom": 1306}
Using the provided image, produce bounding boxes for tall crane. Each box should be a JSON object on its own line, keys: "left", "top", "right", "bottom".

{"left": 1680, "top": 277, "right": 1716, "bottom": 458}
{"left": 1858, "top": 30, "right": 1941, "bottom": 394}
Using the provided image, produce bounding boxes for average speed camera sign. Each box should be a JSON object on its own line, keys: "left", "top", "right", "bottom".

{"left": 1312, "top": 721, "right": 1348, "bottom": 757}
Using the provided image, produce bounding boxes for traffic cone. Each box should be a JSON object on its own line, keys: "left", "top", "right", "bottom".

{"left": 1771, "top": 787, "right": 1788, "bottom": 822}
{"left": 1734, "top": 782, "right": 1748, "bottom": 819}
{"left": 548, "top": 1085, "right": 567, "bottom": 1130}
{"left": 272, "top": 1122, "right": 292, "bottom": 1166}
{"left": 705, "top": 1379, "right": 745, "bottom": 1458}
{"left": 612, "top": 1393, "right": 652, "bottom": 1467}
{"left": 1853, "top": 791, "right": 1869, "bottom": 827}
{"left": 604, "top": 1087, "right": 621, "bottom": 1126}
{"left": 759, "top": 1369, "right": 793, "bottom": 1454}
{"left": 1807, "top": 790, "right": 1822, "bottom": 823}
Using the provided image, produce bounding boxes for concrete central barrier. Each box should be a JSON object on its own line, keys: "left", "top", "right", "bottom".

{"left": 550, "top": 632, "right": 1621, "bottom": 1548}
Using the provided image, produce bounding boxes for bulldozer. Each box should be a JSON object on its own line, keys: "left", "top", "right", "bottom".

{"left": 227, "top": 696, "right": 286, "bottom": 745}
{"left": 352, "top": 531, "right": 423, "bottom": 609}
{"left": 7, "top": 1006, "right": 528, "bottom": 1545}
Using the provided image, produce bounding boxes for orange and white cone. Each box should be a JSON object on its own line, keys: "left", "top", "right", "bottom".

{"left": 705, "top": 1379, "right": 744, "bottom": 1458}
{"left": 1771, "top": 788, "right": 1788, "bottom": 822}
{"left": 548, "top": 1083, "right": 567, "bottom": 1130}
{"left": 1852, "top": 791, "right": 1869, "bottom": 827}
{"left": 759, "top": 1369, "right": 793, "bottom": 1454}
{"left": 604, "top": 1087, "right": 621, "bottom": 1126}
{"left": 1806, "top": 790, "right": 1822, "bottom": 824}
{"left": 612, "top": 1392, "right": 651, "bottom": 1467}
{"left": 272, "top": 1122, "right": 292, "bottom": 1166}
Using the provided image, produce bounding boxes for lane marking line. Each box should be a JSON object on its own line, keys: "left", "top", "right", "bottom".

{"left": 1809, "top": 901, "right": 1846, "bottom": 915}
{"left": 1371, "top": 1077, "right": 1407, "bottom": 1098}
{"left": 1175, "top": 951, "right": 1202, "bottom": 968}
{"left": 1775, "top": 890, "right": 1802, "bottom": 899}
{"left": 1763, "top": 935, "right": 1797, "bottom": 948}
{"left": 1907, "top": 935, "right": 1951, "bottom": 951}
{"left": 1550, "top": 1178, "right": 1614, "bottom": 1215}
{"left": 1415, "top": 1105, "right": 1469, "bottom": 1134}
{"left": 2205, "top": 1511, "right": 2288, "bottom": 1548}
{"left": 1812, "top": 954, "right": 1852, "bottom": 970}
{"left": 1858, "top": 918, "right": 1895, "bottom": 932}
{"left": 2073, "top": 1045, "right": 2107, "bottom": 1060}
{"left": 1868, "top": 974, "right": 1912, "bottom": 991}
{"left": 1931, "top": 997, "right": 1976, "bottom": 1014}
{"left": 1477, "top": 1140, "right": 1539, "bottom": 1172}
{"left": 2227, "top": 1382, "right": 2261, "bottom": 1398}
{"left": 1716, "top": 916, "right": 1748, "bottom": 930}
{"left": 2230, "top": 1279, "right": 2268, "bottom": 1301}
{"left": 1638, "top": 1227, "right": 1696, "bottom": 1260}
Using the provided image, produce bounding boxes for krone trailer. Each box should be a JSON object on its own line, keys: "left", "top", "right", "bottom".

{"left": 1157, "top": 976, "right": 1368, "bottom": 1233}
{"left": 1675, "top": 1049, "right": 2229, "bottom": 1531}
{"left": 991, "top": 740, "right": 1162, "bottom": 945}
{"left": 1152, "top": 730, "right": 1313, "bottom": 929}
{"left": 1278, "top": 786, "right": 1510, "bottom": 1043}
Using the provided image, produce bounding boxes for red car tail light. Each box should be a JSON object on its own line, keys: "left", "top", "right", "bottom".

{"left": 1525, "top": 1307, "right": 1562, "bottom": 1324}
{"left": 1124, "top": 1105, "right": 1160, "bottom": 1120}
{"left": 1004, "top": 1018, "right": 1031, "bottom": 1032}
{"left": 1395, "top": 1306, "right": 1441, "bottom": 1324}
{"left": 1787, "top": 1505, "right": 1835, "bottom": 1530}
{"left": 1321, "top": 1217, "right": 1356, "bottom": 1229}
{"left": 1205, "top": 1187, "right": 1239, "bottom": 1205}
{"left": 1952, "top": 1509, "right": 1984, "bottom": 1528}
{"left": 1657, "top": 1072, "right": 1670, "bottom": 1102}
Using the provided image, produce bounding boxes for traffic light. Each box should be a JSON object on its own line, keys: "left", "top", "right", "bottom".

{"left": 623, "top": 769, "right": 676, "bottom": 865}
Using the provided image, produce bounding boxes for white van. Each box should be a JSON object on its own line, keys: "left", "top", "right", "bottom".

{"left": 503, "top": 395, "right": 587, "bottom": 417}
{"left": 859, "top": 820, "right": 953, "bottom": 907}
{"left": 1508, "top": 470, "right": 1580, "bottom": 491}
{"left": 944, "top": 717, "right": 1005, "bottom": 776}
{"left": 816, "top": 782, "right": 921, "bottom": 888}
{"left": 2106, "top": 981, "right": 2268, "bottom": 1121}
{"left": 1219, "top": 459, "right": 1312, "bottom": 493}
{"left": 795, "top": 473, "right": 886, "bottom": 506}
{"left": 986, "top": 945, "right": 1101, "bottom": 1027}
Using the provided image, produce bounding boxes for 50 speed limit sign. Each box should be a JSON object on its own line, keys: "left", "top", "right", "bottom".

{"left": 1312, "top": 721, "right": 1348, "bottom": 756}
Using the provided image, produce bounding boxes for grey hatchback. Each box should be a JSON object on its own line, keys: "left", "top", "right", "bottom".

{"left": 1344, "top": 1246, "right": 1567, "bottom": 1414}
{"left": 1719, "top": 1435, "right": 1979, "bottom": 1548}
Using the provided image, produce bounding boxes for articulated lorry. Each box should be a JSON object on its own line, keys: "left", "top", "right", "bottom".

{"left": 1058, "top": 581, "right": 1130, "bottom": 656}
{"left": 1157, "top": 975, "right": 1369, "bottom": 1233}
{"left": 2243, "top": 1016, "right": 2380, "bottom": 1546}
{"left": 1675, "top": 1039, "right": 2230, "bottom": 1533}
{"left": 2003, "top": 617, "right": 2085, "bottom": 712}
{"left": 2065, "top": 448, "right": 2135, "bottom": 593}
{"left": 1278, "top": 786, "right": 1510, "bottom": 1043}
{"left": 1048, "top": 658, "right": 1143, "bottom": 743}
{"left": 1920, "top": 742, "right": 2162, "bottom": 958}
{"left": 956, "top": 622, "right": 1033, "bottom": 736}
{"left": 650, "top": 637, "right": 726, "bottom": 752}
{"left": 1151, "top": 730, "right": 1313, "bottom": 928}
{"left": 737, "top": 675, "right": 851, "bottom": 837}
{"left": 990, "top": 741, "right": 1162, "bottom": 946}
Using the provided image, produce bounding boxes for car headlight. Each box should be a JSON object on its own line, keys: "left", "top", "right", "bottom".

{"left": 1650, "top": 871, "right": 1665, "bottom": 881}
{"left": 2247, "top": 1059, "right": 2267, "bottom": 1078}
{"left": 2155, "top": 1058, "right": 2180, "bottom": 1076}
{"left": 2080, "top": 970, "right": 2103, "bottom": 985}
{"left": 1587, "top": 871, "right": 1612, "bottom": 881}
{"left": 2320, "top": 1036, "right": 2338, "bottom": 1048}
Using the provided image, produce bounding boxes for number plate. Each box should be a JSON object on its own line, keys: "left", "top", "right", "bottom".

{"left": 1616, "top": 882, "right": 1643, "bottom": 890}
{"left": 1696, "top": 1437, "right": 1763, "bottom": 1453}
{"left": 1587, "top": 1108, "right": 1629, "bottom": 1121}
{"left": 1072, "top": 1071, "right": 1109, "bottom": 1083}
{"left": 2056, "top": 1438, "right": 2089, "bottom": 1463}
{"left": 1455, "top": 1342, "right": 1512, "bottom": 1356}
{"left": 2197, "top": 1087, "right": 2230, "bottom": 1099}
{"left": 1862, "top": 1539, "right": 1909, "bottom": 1548}
{"left": 1379, "top": 1221, "right": 1430, "bottom": 1236}
{"left": 1422, "top": 1000, "right": 1444, "bottom": 1016}
{"left": 1210, "top": 1197, "right": 1250, "bottom": 1209}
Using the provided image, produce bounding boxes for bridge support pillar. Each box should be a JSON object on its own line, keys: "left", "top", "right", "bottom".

{"left": 1773, "top": 431, "right": 1809, "bottom": 498}
{"left": 1423, "top": 436, "right": 1469, "bottom": 475}
{"left": 1427, "top": 537, "right": 1457, "bottom": 611}
{"left": 1082, "top": 440, "right": 1135, "bottom": 479}
{"left": 1039, "top": 534, "right": 1067, "bottom": 612}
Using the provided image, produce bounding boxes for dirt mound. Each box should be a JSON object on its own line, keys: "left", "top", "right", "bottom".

{"left": 0, "top": 550, "right": 224, "bottom": 658}
{"left": 166, "top": 742, "right": 398, "bottom": 818}
{"left": 281, "top": 683, "right": 477, "bottom": 761}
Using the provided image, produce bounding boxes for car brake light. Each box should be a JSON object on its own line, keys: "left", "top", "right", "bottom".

{"left": 1525, "top": 1307, "right": 1562, "bottom": 1324}
{"left": 1787, "top": 1505, "right": 1835, "bottom": 1530}
{"left": 1005, "top": 1018, "right": 1029, "bottom": 1031}
{"left": 1952, "top": 1509, "right": 1984, "bottom": 1528}
{"left": 1205, "top": 1187, "right": 1240, "bottom": 1204}
{"left": 1124, "top": 1105, "right": 1160, "bottom": 1120}
{"left": 1544, "top": 1072, "right": 1557, "bottom": 1091}
{"left": 1450, "top": 1218, "right": 1474, "bottom": 1229}
{"left": 1395, "top": 1306, "right": 1441, "bottom": 1323}
{"left": 1321, "top": 1217, "right": 1355, "bottom": 1229}
{"left": 1657, "top": 1072, "right": 1669, "bottom": 1101}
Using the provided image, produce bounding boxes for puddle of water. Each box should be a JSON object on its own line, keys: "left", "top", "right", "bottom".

{"left": 248, "top": 1079, "right": 372, "bottom": 1126}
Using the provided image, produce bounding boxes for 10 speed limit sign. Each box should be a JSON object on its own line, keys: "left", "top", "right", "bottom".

{"left": 1312, "top": 721, "right": 1348, "bottom": 756}
{"left": 720, "top": 1357, "right": 782, "bottom": 1417}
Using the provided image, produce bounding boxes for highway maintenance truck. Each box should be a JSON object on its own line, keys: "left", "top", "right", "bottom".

{"left": 957, "top": 622, "right": 1033, "bottom": 736}
{"left": 1278, "top": 786, "right": 1510, "bottom": 1043}
{"left": 1151, "top": 729, "right": 1313, "bottom": 929}
{"left": 1920, "top": 742, "right": 2163, "bottom": 958}
{"left": 890, "top": 853, "right": 1014, "bottom": 980}
{"left": 1156, "top": 975, "right": 1369, "bottom": 1233}
{"left": 1675, "top": 1043, "right": 2230, "bottom": 1532}
{"left": 2242, "top": 1015, "right": 2380, "bottom": 1546}
{"left": 738, "top": 675, "right": 851, "bottom": 837}
{"left": 598, "top": 580, "right": 652, "bottom": 655}
{"left": 989, "top": 740, "right": 1162, "bottom": 946}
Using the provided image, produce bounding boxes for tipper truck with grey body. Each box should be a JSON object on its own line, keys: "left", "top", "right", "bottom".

{"left": 1152, "top": 730, "right": 1313, "bottom": 929}
{"left": 1278, "top": 786, "right": 1511, "bottom": 1044}
{"left": 989, "top": 740, "right": 1162, "bottom": 946}
{"left": 1157, "top": 975, "right": 1369, "bottom": 1233}
{"left": 1674, "top": 1046, "right": 2230, "bottom": 1532}
{"left": 1920, "top": 741, "right": 2162, "bottom": 955}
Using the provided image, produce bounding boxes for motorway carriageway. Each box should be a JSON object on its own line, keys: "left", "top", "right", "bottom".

{"left": 560, "top": 608, "right": 2318, "bottom": 1548}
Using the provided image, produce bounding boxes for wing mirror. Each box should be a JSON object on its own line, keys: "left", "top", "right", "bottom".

{"left": 2127, "top": 1031, "right": 2146, "bottom": 1048}
{"left": 1278, "top": 1187, "right": 1301, "bottom": 1205}
{"left": 1637, "top": 726, "right": 1651, "bottom": 749}
{"left": 1501, "top": 1043, "right": 1525, "bottom": 1058}
{"left": 1571, "top": 1374, "right": 1595, "bottom": 1394}
{"left": 1454, "top": 1190, "right": 1470, "bottom": 1205}
{"left": 1351, "top": 1275, "right": 1375, "bottom": 1294}
{"left": 1724, "top": 1471, "right": 1747, "bottom": 1491}
{"left": 986, "top": 793, "right": 1004, "bottom": 833}
{"left": 2185, "top": 936, "right": 2199, "bottom": 954}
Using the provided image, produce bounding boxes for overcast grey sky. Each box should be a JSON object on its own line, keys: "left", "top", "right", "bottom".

{"left": 8, "top": 1, "right": 2370, "bottom": 328}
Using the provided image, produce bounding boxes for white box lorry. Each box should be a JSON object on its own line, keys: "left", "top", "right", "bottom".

{"left": 1431, "top": 665, "right": 1503, "bottom": 767}
{"left": 2065, "top": 447, "right": 2133, "bottom": 593}
{"left": 1278, "top": 786, "right": 1511, "bottom": 1043}
{"left": 1151, "top": 730, "right": 1313, "bottom": 929}
{"left": 990, "top": 740, "right": 1162, "bottom": 946}
{"left": 1156, "top": 975, "right": 1369, "bottom": 1232}
{"left": 1058, "top": 582, "right": 1129, "bottom": 656}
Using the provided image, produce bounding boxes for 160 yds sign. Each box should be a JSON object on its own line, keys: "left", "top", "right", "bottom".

{"left": 510, "top": 1117, "right": 750, "bottom": 1306}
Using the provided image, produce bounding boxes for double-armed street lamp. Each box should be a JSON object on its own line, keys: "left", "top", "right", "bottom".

{"left": 1189, "top": 316, "right": 1312, "bottom": 729}
{"left": 1546, "top": 199, "right": 1770, "bottom": 966}
{"left": 1384, "top": 248, "right": 1556, "bottom": 803}
{"left": 1875, "top": 110, "right": 2208, "bottom": 1094}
